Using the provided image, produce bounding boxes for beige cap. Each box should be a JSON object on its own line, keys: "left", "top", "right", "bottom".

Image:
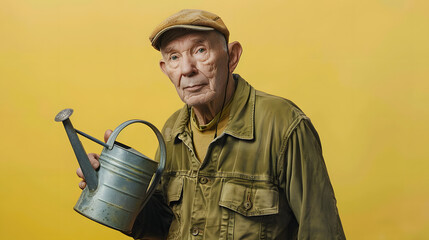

{"left": 149, "top": 9, "right": 230, "bottom": 50}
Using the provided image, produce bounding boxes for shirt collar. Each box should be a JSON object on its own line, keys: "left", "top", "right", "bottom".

{"left": 170, "top": 74, "right": 255, "bottom": 141}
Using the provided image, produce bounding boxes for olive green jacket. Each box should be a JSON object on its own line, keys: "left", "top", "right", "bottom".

{"left": 131, "top": 75, "right": 345, "bottom": 239}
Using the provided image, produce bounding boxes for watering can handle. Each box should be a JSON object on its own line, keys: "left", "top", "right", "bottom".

{"left": 106, "top": 119, "right": 166, "bottom": 210}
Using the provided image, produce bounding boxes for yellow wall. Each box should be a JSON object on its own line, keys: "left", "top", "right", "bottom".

{"left": 1, "top": 0, "right": 428, "bottom": 239}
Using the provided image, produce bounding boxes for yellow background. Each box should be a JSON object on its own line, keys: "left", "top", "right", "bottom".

{"left": 1, "top": 0, "right": 428, "bottom": 239}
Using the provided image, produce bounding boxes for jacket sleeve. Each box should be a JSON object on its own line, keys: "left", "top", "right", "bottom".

{"left": 281, "top": 118, "right": 346, "bottom": 239}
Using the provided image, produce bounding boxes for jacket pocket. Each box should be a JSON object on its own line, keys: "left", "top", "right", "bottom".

{"left": 165, "top": 176, "right": 184, "bottom": 240}
{"left": 166, "top": 176, "right": 183, "bottom": 205}
{"left": 218, "top": 181, "right": 280, "bottom": 239}
{"left": 219, "top": 180, "right": 279, "bottom": 217}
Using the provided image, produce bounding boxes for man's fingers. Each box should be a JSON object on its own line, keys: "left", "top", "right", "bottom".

{"left": 77, "top": 153, "right": 99, "bottom": 190}
{"left": 88, "top": 153, "right": 100, "bottom": 169}
{"left": 79, "top": 181, "right": 86, "bottom": 189}
{"left": 76, "top": 131, "right": 107, "bottom": 191}
{"left": 76, "top": 167, "right": 84, "bottom": 179}
{"left": 104, "top": 129, "right": 113, "bottom": 143}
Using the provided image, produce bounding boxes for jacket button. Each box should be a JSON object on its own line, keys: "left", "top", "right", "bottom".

{"left": 191, "top": 226, "right": 199, "bottom": 236}
{"left": 199, "top": 177, "right": 208, "bottom": 184}
{"left": 244, "top": 201, "right": 253, "bottom": 210}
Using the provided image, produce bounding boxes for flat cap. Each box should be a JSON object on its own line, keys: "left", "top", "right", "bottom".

{"left": 149, "top": 9, "right": 229, "bottom": 51}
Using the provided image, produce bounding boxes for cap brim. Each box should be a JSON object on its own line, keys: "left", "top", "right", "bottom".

{"left": 151, "top": 25, "right": 214, "bottom": 50}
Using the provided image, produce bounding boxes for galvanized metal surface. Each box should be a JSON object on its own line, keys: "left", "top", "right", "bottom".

{"left": 55, "top": 108, "right": 166, "bottom": 233}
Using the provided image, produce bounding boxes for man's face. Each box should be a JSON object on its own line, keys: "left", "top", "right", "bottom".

{"left": 159, "top": 31, "right": 229, "bottom": 107}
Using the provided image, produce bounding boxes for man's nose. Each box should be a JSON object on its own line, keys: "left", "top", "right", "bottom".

{"left": 180, "top": 55, "right": 197, "bottom": 77}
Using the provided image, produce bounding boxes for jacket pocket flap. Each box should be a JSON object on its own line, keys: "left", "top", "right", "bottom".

{"left": 166, "top": 176, "right": 183, "bottom": 204}
{"left": 219, "top": 181, "right": 279, "bottom": 217}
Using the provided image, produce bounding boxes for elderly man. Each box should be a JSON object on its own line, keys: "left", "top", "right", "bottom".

{"left": 78, "top": 9, "right": 345, "bottom": 239}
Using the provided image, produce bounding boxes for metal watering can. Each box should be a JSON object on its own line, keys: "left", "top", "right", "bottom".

{"left": 55, "top": 108, "right": 166, "bottom": 233}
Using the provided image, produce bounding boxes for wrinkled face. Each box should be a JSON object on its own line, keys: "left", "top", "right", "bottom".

{"left": 160, "top": 31, "right": 228, "bottom": 107}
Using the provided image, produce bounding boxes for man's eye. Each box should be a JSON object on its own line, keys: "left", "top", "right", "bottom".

{"left": 170, "top": 55, "right": 178, "bottom": 60}
{"left": 197, "top": 48, "right": 205, "bottom": 53}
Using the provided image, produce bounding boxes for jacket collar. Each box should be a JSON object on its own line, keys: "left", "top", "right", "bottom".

{"left": 171, "top": 74, "right": 255, "bottom": 141}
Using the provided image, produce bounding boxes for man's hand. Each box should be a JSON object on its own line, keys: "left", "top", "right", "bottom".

{"left": 76, "top": 129, "right": 112, "bottom": 189}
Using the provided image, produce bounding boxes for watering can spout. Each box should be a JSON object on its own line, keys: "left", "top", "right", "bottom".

{"left": 55, "top": 108, "right": 99, "bottom": 191}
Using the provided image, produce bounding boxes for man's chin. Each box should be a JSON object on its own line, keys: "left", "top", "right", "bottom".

{"left": 183, "top": 96, "right": 212, "bottom": 108}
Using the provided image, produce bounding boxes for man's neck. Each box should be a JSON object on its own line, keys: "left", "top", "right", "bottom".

{"left": 192, "top": 74, "right": 236, "bottom": 125}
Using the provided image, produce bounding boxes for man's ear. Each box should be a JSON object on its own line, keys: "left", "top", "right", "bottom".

{"left": 227, "top": 41, "right": 243, "bottom": 73}
{"left": 159, "top": 59, "right": 168, "bottom": 76}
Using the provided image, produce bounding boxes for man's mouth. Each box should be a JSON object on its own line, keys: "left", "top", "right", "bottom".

{"left": 184, "top": 84, "right": 205, "bottom": 92}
